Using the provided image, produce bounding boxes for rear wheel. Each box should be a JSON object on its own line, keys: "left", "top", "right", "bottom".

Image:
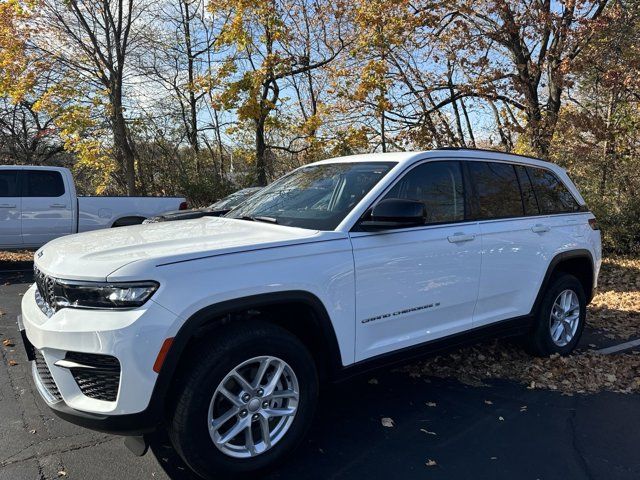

{"left": 168, "top": 321, "right": 318, "bottom": 479}
{"left": 527, "top": 274, "right": 587, "bottom": 356}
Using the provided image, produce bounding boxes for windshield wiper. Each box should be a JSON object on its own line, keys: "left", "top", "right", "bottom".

{"left": 240, "top": 215, "right": 278, "bottom": 224}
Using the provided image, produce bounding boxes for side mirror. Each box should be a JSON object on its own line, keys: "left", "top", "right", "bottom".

{"left": 360, "top": 198, "right": 426, "bottom": 231}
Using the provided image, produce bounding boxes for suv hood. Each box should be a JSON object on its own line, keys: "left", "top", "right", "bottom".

{"left": 35, "top": 217, "right": 335, "bottom": 281}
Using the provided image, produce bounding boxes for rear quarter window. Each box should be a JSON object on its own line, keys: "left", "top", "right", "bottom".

{"left": 527, "top": 167, "right": 580, "bottom": 214}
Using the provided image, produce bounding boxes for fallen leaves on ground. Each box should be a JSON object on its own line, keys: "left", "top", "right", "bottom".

{"left": 401, "top": 256, "right": 640, "bottom": 395}
{"left": 588, "top": 257, "right": 640, "bottom": 339}
{"left": 0, "top": 250, "right": 33, "bottom": 263}
{"left": 425, "top": 459, "right": 437, "bottom": 467}
{"left": 8, "top": 360, "right": 17, "bottom": 366}
{"left": 401, "top": 341, "right": 640, "bottom": 394}
{"left": 2, "top": 339, "right": 14, "bottom": 347}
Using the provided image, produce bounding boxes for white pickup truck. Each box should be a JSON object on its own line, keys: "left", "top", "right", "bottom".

{"left": 0, "top": 166, "right": 187, "bottom": 249}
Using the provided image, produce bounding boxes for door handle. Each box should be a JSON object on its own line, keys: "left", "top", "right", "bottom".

{"left": 0, "top": 203, "right": 16, "bottom": 208}
{"left": 531, "top": 224, "right": 550, "bottom": 233}
{"left": 49, "top": 203, "right": 67, "bottom": 209}
{"left": 448, "top": 232, "right": 475, "bottom": 243}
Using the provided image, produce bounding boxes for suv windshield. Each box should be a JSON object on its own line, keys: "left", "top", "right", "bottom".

{"left": 226, "top": 162, "right": 396, "bottom": 230}
{"left": 208, "top": 187, "right": 261, "bottom": 211}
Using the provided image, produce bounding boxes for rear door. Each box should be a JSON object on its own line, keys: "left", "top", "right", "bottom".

{"left": 0, "top": 169, "right": 22, "bottom": 247}
{"left": 467, "top": 161, "right": 550, "bottom": 327}
{"left": 351, "top": 160, "right": 482, "bottom": 361}
{"left": 21, "top": 169, "right": 74, "bottom": 247}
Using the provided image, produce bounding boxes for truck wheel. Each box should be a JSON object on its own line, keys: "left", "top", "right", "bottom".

{"left": 526, "top": 274, "right": 587, "bottom": 357}
{"left": 168, "top": 321, "right": 318, "bottom": 479}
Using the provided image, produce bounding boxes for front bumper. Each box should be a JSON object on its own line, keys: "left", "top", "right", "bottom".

{"left": 20, "top": 283, "right": 178, "bottom": 433}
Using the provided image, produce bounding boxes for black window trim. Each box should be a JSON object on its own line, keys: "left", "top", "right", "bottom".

{"left": 351, "top": 156, "right": 588, "bottom": 234}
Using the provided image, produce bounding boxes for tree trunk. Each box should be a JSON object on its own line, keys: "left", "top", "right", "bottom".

{"left": 255, "top": 117, "right": 268, "bottom": 186}
{"left": 600, "top": 90, "right": 617, "bottom": 198}
{"left": 183, "top": 0, "right": 199, "bottom": 155}
{"left": 461, "top": 99, "right": 476, "bottom": 148}
{"left": 110, "top": 84, "right": 136, "bottom": 195}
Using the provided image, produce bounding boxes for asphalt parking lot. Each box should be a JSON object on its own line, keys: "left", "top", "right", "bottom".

{"left": 1, "top": 266, "right": 640, "bottom": 480}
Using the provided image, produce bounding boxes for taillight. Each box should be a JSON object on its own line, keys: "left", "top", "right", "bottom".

{"left": 179, "top": 201, "right": 188, "bottom": 210}
{"left": 588, "top": 218, "right": 599, "bottom": 230}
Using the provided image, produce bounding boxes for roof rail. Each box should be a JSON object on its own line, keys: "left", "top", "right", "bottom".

{"left": 432, "top": 147, "right": 548, "bottom": 163}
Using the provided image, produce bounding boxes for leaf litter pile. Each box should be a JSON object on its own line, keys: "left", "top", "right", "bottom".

{"left": 0, "top": 250, "right": 33, "bottom": 262}
{"left": 402, "top": 257, "right": 640, "bottom": 395}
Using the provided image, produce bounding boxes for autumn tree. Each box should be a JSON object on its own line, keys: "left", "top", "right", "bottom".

{"left": 38, "top": 0, "right": 145, "bottom": 194}
{"left": 209, "top": 0, "right": 348, "bottom": 185}
{"left": 430, "top": 0, "right": 609, "bottom": 157}
{"left": 142, "top": 0, "right": 231, "bottom": 175}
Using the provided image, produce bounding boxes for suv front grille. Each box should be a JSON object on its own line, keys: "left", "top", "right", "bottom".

{"left": 34, "top": 265, "right": 56, "bottom": 317}
{"left": 33, "top": 350, "right": 62, "bottom": 402}
{"left": 66, "top": 352, "right": 121, "bottom": 402}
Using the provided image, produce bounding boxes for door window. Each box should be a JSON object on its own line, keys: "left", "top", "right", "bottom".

{"left": 0, "top": 170, "right": 20, "bottom": 197}
{"left": 22, "top": 171, "right": 65, "bottom": 197}
{"left": 514, "top": 165, "right": 540, "bottom": 216}
{"left": 527, "top": 167, "right": 580, "bottom": 214}
{"left": 383, "top": 161, "right": 464, "bottom": 224}
{"left": 467, "top": 161, "right": 523, "bottom": 219}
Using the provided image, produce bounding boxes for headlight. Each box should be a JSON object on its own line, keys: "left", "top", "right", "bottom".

{"left": 53, "top": 280, "right": 159, "bottom": 310}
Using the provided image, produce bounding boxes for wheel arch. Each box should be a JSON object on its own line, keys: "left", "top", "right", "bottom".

{"left": 532, "top": 249, "right": 595, "bottom": 315}
{"left": 151, "top": 291, "right": 342, "bottom": 413}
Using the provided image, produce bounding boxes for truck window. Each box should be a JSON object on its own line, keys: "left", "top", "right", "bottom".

{"left": 0, "top": 170, "right": 20, "bottom": 197}
{"left": 23, "top": 171, "right": 65, "bottom": 197}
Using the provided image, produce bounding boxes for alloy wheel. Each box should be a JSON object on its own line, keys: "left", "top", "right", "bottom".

{"left": 207, "top": 355, "right": 300, "bottom": 458}
{"left": 549, "top": 289, "right": 581, "bottom": 347}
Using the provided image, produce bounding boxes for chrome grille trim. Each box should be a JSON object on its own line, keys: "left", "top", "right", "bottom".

{"left": 33, "top": 265, "right": 56, "bottom": 317}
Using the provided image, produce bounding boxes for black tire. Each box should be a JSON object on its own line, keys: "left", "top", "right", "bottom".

{"left": 526, "top": 273, "right": 587, "bottom": 356}
{"left": 167, "top": 320, "right": 319, "bottom": 480}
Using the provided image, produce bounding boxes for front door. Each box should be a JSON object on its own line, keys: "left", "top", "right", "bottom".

{"left": 351, "top": 160, "right": 482, "bottom": 361}
{"left": 0, "top": 169, "right": 22, "bottom": 247}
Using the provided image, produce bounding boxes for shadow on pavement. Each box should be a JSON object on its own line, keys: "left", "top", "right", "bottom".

{"left": 148, "top": 368, "right": 640, "bottom": 480}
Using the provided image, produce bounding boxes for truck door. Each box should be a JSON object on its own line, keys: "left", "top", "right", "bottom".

{"left": 21, "top": 169, "right": 73, "bottom": 247}
{"left": 0, "top": 169, "right": 22, "bottom": 247}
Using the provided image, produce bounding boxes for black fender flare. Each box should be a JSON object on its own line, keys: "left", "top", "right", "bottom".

{"left": 150, "top": 291, "right": 343, "bottom": 410}
{"left": 530, "top": 249, "right": 595, "bottom": 316}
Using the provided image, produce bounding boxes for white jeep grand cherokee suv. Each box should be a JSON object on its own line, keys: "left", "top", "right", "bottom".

{"left": 19, "top": 149, "right": 601, "bottom": 478}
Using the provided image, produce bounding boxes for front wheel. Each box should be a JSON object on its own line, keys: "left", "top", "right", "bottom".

{"left": 526, "top": 273, "right": 587, "bottom": 356}
{"left": 168, "top": 321, "right": 318, "bottom": 479}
